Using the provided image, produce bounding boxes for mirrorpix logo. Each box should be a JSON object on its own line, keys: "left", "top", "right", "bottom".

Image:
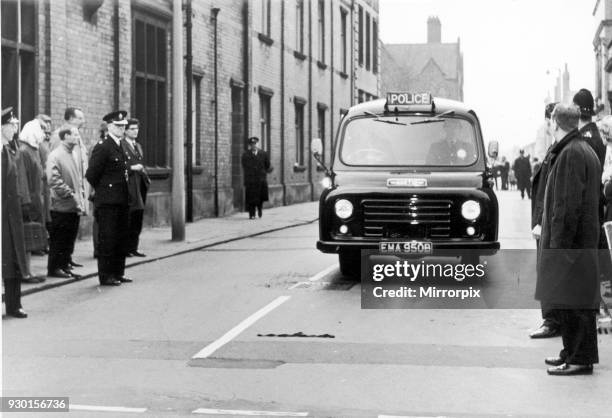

{"left": 371, "top": 259, "right": 486, "bottom": 282}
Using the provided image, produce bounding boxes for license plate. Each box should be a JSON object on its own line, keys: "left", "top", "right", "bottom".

{"left": 379, "top": 241, "right": 433, "bottom": 254}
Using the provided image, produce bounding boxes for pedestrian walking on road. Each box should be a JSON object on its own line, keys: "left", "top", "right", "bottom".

{"left": 121, "top": 118, "right": 149, "bottom": 257}
{"left": 241, "top": 136, "right": 272, "bottom": 219}
{"left": 512, "top": 150, "right": 531, "bottom": 199}
{"left": 499, "top": 156, "right": 510, "bottom": 190}
{"left": 2, "top": 107, "right": 29, "bottom": 318}
{"left": 536, "top": 104, "right": 601, "bottom": 376}
{"left": 86, "top": 111, "right": 132, "bottom": 286}
{"left": 46, "top": 126, "right": 85, "bottom": 279}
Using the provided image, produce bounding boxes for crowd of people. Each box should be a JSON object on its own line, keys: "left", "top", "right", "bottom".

{"left": 1, "top": 107, "right": 149, "bottom": 318}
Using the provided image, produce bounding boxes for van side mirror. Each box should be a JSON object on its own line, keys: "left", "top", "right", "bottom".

{"left": 488, "top": 141, "right": 499, "bottom": 159}
{"left": 311, "top": 138, "right": 323, "bottom": 157}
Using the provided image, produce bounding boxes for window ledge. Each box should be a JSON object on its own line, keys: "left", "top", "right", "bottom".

{"left": 294, "top": 50, "right": 307, "bottom": 61}
{"left": 258, "top": 32, "right": 274, "bottom": 46}
{"left": 339, "top": 71, "right": 348, "bottom": 79}
{"left": 147, "top": 167, "right": 171, "bottom": 179}
{"left": 317, "top": 60, "right": 328, "bottom": 70}
{"left": 190, "top": 165, "right": 204, "bottom": 175}
{"left": 293, "top": 164, "right": 307, "bottom": 173}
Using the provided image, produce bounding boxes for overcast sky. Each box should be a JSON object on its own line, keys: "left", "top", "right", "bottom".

{"left": 379, "top": 0, "right": 599, "bottom": 157}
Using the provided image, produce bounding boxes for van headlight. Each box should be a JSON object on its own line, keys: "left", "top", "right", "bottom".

{"left": 461, "top": 200, "right": 481, "bottom": 220}
{"left": 334, "top": 199, "right": 354, "bottom": 219}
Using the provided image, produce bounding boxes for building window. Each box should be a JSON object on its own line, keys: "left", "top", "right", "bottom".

{"left": 340, "top": 8, "right": 348, "bottom": 74}
{"left": 358, "top": 89, "right": 364, "bottom": 104}
{"left": 295, "top": 101, "right": 305, "bottom": 165}
{"left": 372, "top": 19, "right": 378, "bottom": 74}
{"left": 133, "top": 11, "right": 169, "bottom": 167}
{"left": 318, "top": 0, "right": 325, "bottom": 63}
{"left": 358, "top": 6, "right": 363, "bottom": 67}
{"left": 317, "top": 107, "right": 326, "bottom": 164}
{"left": 365, "top": 12, "right": 371, "bottom": 71}
{"left": 1, "top": 0, "right": 36, "bottom": 124}
{"left": 261, "top": 0, "right": 271, "bottom": 37}
{"left": 192, "top": 76, "right": 202, "bottom": 166}
{"left": 259, "top": 93, "right": 271, "bottom": 154}
{"left": 296, "top": 0, "right": 304, "bottom": 53}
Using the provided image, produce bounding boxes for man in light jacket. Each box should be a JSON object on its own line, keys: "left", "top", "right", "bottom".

{"left": 46, "top": 126, "right": 85, "bottom": 278}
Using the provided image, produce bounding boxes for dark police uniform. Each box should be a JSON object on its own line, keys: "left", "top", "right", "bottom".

{"left": 85, "top": 111, "right": 130, "bottom": 286}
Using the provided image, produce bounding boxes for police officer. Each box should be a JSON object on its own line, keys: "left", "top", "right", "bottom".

{"left": 85, "top": 111, "right": 132, "bottom": 286}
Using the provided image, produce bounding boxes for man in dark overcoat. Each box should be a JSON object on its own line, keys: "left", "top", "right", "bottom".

{"left": 85, "top": 111, "right": 132, "bottom": 286}
{"left": 536, "top": 104, "right": 601, "bottom": 376}
{"left": 241, "top": 137, "right": 272, "bottom": 219}
{"left": 512, "top": 150, "right": 532, "bottom": 199}
{"left": 1, "top": 108, "right": 29, "bottom": 318}
{"left": 121, "top": 118, "right": 149, "bottom": 257}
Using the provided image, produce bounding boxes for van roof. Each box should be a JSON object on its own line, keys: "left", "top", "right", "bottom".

{"left": 346, "top": 97, "right": 475, "bottom": 119}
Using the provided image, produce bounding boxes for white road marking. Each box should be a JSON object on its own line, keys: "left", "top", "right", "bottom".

{"left": 308, "top": 264, "right": 338, "bottom": 281}
{"left": 288, "top": 264, "right": 337, "bottom": 289}
{"left": 70, "top": 404, "right": 147, "bottom": 413}
{"left": 192, "top": 295, "right": 291, "bottom": 359}
{"left": 192, "top": 408, "right": 308, "bottom": 416}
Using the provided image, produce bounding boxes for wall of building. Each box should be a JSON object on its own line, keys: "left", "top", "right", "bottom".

{"left": 21, "top": 0, "right": 380, "bottom": 234}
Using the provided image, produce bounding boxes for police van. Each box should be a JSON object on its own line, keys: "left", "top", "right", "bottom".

{"left": 312, "top": 92, "right": 500, "bottom": 278}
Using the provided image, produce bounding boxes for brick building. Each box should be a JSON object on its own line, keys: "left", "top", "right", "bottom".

{"left": 593, "top": 0, "right": 612, "bottom": 114}
{"left": 380, "top": 16, "right": 463, "bottom": 101}
{"left": 1, "top": 0, "right": 380, "bottom": 229}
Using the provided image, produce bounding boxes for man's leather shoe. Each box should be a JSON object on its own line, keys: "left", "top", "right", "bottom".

{"left": 8, "top": 308, "right": 28, "bottom": 318}
{"left": 48, "top": 269, "right": 72, "bottom": 279}
{"left": 529, "top": 325, "right": 560, "bottom": 338}
{"left": 21, "top": 275, "right": 45, "bottom": 284}
{"left": 118, "top": 276, "right": 133, "bottom": 283}
{"left": 544, "top": 356, "right": 565, "bottom": 366}
{"left": 99, "top": 279, "right": 121, "bottom": 286}
{"left": 547, "top": 363, "right": 593, "bottom": 376}
{"left": 126, "top": 252, "right": 134, "bottom": 257}
{"left": 130, "top": 251, "right": 146, "bottom": 257}
{"left": 69, "top": 261, "right": 83, "bottom": 268}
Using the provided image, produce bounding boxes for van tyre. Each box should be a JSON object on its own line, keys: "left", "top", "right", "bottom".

{"left": 339, "top": 251, "right": 361, "bottom": 279}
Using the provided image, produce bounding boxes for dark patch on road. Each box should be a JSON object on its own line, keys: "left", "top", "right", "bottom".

{"left": 257, "top": 332, "right": 335, "bottom": 338}
{"left": 291, "top": 281, "right": 356, "bottom": 290}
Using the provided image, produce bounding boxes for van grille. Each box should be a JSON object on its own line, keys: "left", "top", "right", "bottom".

{"left": 361, "top": 198, "right": 452, "bottom": 239}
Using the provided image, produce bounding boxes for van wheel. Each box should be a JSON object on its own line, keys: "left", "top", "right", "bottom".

{"left": 339, "top": 251, "right": 361, "bottom": 279}
{"left": 461, "top": 254, "right": 480, "bottom": 266}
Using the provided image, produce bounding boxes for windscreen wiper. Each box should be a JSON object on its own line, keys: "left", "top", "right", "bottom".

{"left": 363, "top": 111, "right": 407, "bottom": 126}
{"left": 410, "top": 110, "right": 456, "bottom": 125}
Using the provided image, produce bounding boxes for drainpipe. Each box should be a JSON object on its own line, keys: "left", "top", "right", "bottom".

{"left": 308, "top": 0, "right": 313, "bottom": 201}
{"left": 185, "top": 0, "right": 193, "bottom": 222}
{"left": 113, "top": 0, "right": 119, "bottom": 109}
{"left": 280, "top": 0, "right": 286, "bottom": 205}
{"left": 212, "top": 7, "right": 220, "bottom": 217}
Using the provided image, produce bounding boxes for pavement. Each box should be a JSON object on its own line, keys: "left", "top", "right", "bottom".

{"left": 23, "top": 201, "right": 319, "bottom": 295}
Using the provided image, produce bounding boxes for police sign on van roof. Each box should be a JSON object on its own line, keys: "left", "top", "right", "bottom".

{"left": 386, "top": 92, "right": 432, "bottom": 106}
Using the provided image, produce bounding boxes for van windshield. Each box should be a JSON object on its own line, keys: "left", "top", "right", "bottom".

{"left": 340, "top": 116, "right": 479, "bottom": 166}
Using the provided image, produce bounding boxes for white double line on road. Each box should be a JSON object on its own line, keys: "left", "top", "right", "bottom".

{"left": 70, "top": 404, "right": 147, "bottom": 413}
{"left": 192, "top": 295, "right": 292, "bottom": 359}
{"left": 288, "top": 264, "right": 338, "bottom": 289}
{"left": 193, "top": 408, "right": 308, "bottom": 416}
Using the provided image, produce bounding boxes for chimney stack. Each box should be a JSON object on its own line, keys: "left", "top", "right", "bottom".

{"left": 427, "top": 16, "right": 441, "bottom": 43}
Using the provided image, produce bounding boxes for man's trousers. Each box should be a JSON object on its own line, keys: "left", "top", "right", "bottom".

{"left": 47, "top": 211, "right": 80, "bottom": 273}
{"left": 94, "top": 205, "right": 129, "bottom": 281}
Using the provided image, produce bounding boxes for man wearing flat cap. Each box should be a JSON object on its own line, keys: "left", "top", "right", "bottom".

{"left": 85, "top": 110, "right": 132, "bottom": 286}
{"left": 1, "top": 107, "right": 29, "bottom": 317}
{"left": 241, "top": 136, "right": 272, "bottom": 219}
